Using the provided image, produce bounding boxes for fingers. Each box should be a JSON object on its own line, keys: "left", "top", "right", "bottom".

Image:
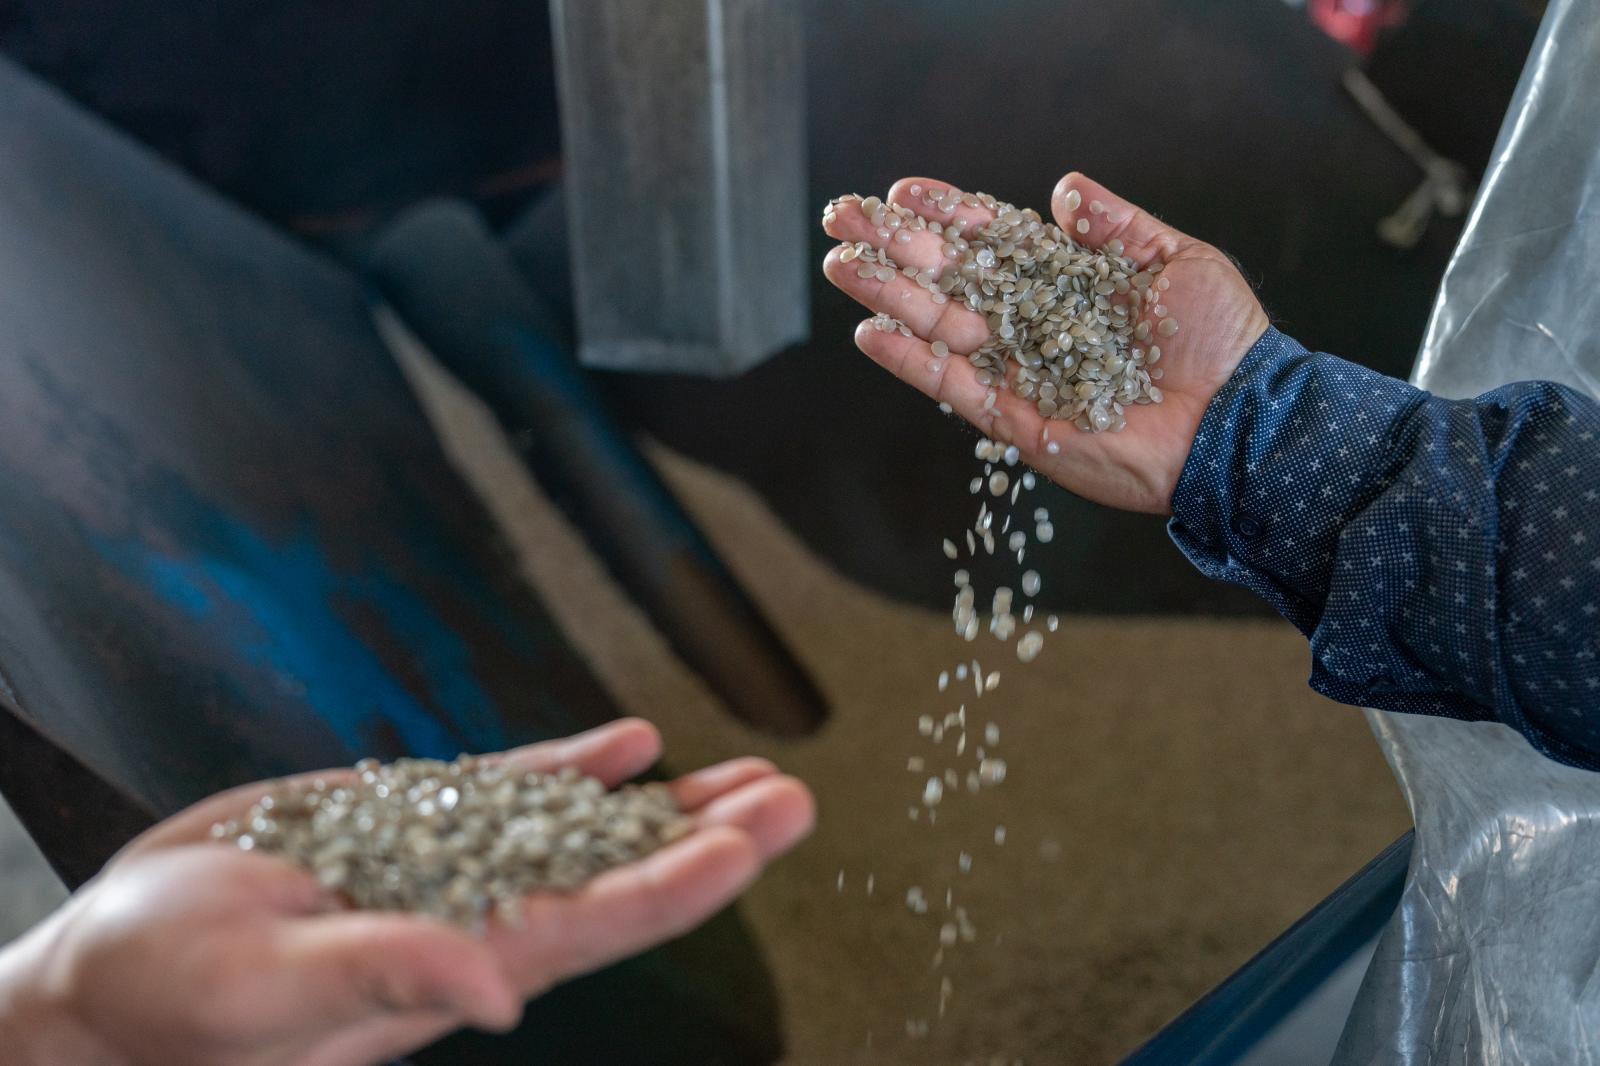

{"left": 1049, "top": 172, "right": 1186, "bottom": 266}
{"left": 690, "top": 774, "right": 815, "bottom": 862}
{"left": 491, "top": 770, "right": 812, "bottom": 991}
{"left": 491, "top": 718, "right": 662, "bottom": 785}
{"left": 821, "top": 176, "right": 996, "bottom": 353}
{"left": 668, "top": 757, "right": 779, "bottom": 812}
{"left": 498, "top": 827, "right": 762, "bottom": 993}
{"left": 852, "top": 317, "right": 1051, "bottom": 456}
{"left": 822, "top": 248, "right": 990, "bottom": 352}
{"left": 888, "top": 177, "right": 998, "bottom": 234}
{"left": 490, "top": 768, "right": 809, "bottom": 993}
{"left": 122, "top": 720, "right": 665, "bottom": 859}
{"left": 283, "top": 911, "right": 522, "bottom": 1034}
{"left": 822, "top": 197, "right": 946, "bottom": 275}
{"left": 821, "top": 177, "right": 997, "bottom": 277}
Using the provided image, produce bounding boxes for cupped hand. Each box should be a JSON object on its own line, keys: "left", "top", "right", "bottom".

{"left": 823, "top": 173, "right": 1269, "bottom": 515}
{"left": 0, "top": 720, "right": 814, "bottom": 1066}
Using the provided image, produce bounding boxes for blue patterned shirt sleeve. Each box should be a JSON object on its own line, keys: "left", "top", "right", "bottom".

{"left": 1169, "top": 327, "right": 1600, "bottom": 770}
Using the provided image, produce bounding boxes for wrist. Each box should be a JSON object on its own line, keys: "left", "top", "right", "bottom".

{"left": 1167, "top": 328, "right": 1427, "bottom": 629}
{"left": 0, "top": 917, "right": 126, "bottom": 1066}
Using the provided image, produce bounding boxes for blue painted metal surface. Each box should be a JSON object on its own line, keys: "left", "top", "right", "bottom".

{"left": 0, "top": 60, "right": 604, "bottom": 818}
{"left": 91, "top": 513, "right": 510, "bottom": 757}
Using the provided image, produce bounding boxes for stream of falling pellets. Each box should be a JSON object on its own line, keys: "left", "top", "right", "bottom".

{"left": 820, "top": 183, "right": 1178, "bottom": 1064}
{"left": 845, "top": 435, "right": 1056, "bottom": 1063}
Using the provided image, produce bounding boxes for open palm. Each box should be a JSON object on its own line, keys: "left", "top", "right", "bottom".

{"left": 2, "top": 720, "right": 812, "bottom": 1066}
{"left": 823, "top": 172, "right": 1269, "bottom": 515}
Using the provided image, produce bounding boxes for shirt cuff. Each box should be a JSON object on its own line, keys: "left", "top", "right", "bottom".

{"left": 1166, "top": 327, "right": 1428, "bottom": 635}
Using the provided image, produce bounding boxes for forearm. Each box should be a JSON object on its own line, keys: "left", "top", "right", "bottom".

{"left": 1170, "top": 327, "right": 1600, "bottom": 767}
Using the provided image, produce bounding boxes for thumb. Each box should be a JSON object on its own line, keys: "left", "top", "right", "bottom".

{"left": 1049, "top": 171, "right": 1186, "bottom": 266}
{"left": 279, "top": 911, "right": 522, "bottom": 1034}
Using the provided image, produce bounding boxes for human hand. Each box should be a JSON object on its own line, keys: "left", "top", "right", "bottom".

{"left": 823, "top": 173, "right": 1269, "bottom": 515}
{"left": 0, "top": 719, "right": 813, "bottom": 1066}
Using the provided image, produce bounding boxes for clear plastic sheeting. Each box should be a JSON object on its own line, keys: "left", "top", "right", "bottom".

{"left": 549, "top": 0, "right": 809, "bottom": 376}
{"left": 1333, "top": 1, "right": 1600, "bottom": 1062}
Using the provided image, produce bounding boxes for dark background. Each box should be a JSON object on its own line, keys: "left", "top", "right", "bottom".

{"left": 0, "top": 0, "right": 1540, "bottom": 615}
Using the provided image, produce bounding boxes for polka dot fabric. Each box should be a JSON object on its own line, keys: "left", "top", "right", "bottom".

{"left": 1169, "top": 328, "right": 1600, "bottom": 770}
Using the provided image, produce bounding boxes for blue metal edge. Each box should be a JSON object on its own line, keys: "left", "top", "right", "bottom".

{"left": 1122, "top": 830, "right": 1413, "bottom": 1064}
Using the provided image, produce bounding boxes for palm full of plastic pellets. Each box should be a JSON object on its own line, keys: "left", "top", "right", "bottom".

{"left": 825, "top": 188, "right": 1174, "bottom": 433}
{"left": 215, "top": 755, "right": 692, "bottom": 928}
